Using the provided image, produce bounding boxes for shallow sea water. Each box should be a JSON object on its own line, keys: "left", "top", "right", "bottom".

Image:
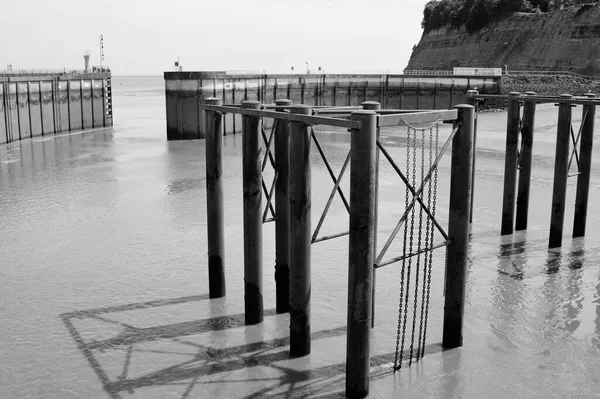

{"left": 1, "top": 76, "right": 600, "bottom": 398}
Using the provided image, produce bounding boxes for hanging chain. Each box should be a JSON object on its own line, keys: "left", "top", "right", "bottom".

{"left": 420, "top": 121, "right": 439, "bottom": 358}
{"left": 417, "top": 124, "right": 434, "bottom": 360}
{"left": 394, "top": 125, "right": 411, "bottom": 370}
{"left": 400, "top": 126, "right": 418, "bottom": 367}
{"left": 409, "top": 126, "right": 426, "bottom": 365}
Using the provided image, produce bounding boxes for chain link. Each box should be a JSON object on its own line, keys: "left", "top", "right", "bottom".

{"left": 394, "top": 125, "right": 411, "bottom": 370}
{"left": 420, "top": 121, "right": 439, "bottom": 358}
{"left": 417, "top": 124, "right": 434, "bottom": 360}
{"left": 409, "top": 126, "right": 427, "bottom": 365}
{"left": 400, "top": 125, "right": 418, "bottom": 367}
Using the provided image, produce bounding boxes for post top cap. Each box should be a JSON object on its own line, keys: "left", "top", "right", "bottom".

{"left": 242, "top": 100, "right": 261, "bottom": 109}
{"left": 509, "top": 92, "right": 522, "bottom": 97}
{"left": 289, "top": 104, "right": 312, "bottom": 114}
{"left": 361, "top": 101, "right": 381, "bottom": 110}
{"left": 454, "top": 104, "right": 475, "bottom": 110}
{"left": 275, "top": 99, "right": 293, "bottom": 105}
{"left": 584, "top": 92, "right": 596, "bottom": 98}
{"left": 524, "top": 91, "right": 536, "bottom": 96}
{"left": 467, "top": 89, "right": 479, "bottom": 95}
{"left": 560, "top": 94, "right": 573, "bottom": 99}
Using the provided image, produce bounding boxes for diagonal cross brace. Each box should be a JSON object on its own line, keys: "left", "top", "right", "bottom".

{"left": 312, "top": 150, "right": 351, "bottom": 243}
{"left": 260, "top": 121, "right": 278, "bottom": 222}
{"left": 310, "top": 127, "right": 351, "bottom": 213}
{"left": 516, "top": 107, "right": 525, "bottom": 169}
{"left": 374, "top": 124, "right": 458, "bottom": 266}
{"left": 567, "top": 108, "right": 587, "bottom": 176}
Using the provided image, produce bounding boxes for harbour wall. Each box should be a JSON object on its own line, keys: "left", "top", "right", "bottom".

{"left": 0, "top": 73, "right": 113, "bottom": 145}
{"left": 164, "top": 71, "right": 500, "bottom": 140}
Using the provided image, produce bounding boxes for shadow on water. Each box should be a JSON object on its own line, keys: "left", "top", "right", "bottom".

{"left": 61, "top": 294, "right": 444, "bottom": 398}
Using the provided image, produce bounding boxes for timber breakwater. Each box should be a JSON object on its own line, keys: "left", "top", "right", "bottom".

{"left": 0, "top": 70, "right": 113, "bottom": 145}
{"left": 164, "top": 71, "right": 500, "bottom": 140}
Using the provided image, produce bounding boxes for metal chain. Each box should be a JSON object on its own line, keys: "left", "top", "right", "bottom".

{"left": 400, "top": 125, "right": 418, "bottom": 367}
{"left": 409, "top": 126, "right": 426, "bottom": 366}
{"left": 417, "top": 124, "right": 434, "bottom": 360}
{"left": 420, "top": 121, "right": 439, "bottom": 358}
{"left": 394, "top": 125, "right": 411, "bottom": 370}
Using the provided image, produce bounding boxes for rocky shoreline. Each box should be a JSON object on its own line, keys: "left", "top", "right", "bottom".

{"left": 478, "top": 75, "right": 600, "bottom": 111}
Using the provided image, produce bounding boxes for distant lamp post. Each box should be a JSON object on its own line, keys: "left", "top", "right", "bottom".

{"left": 305, "top": 61, "right": 309, "bottom": 75}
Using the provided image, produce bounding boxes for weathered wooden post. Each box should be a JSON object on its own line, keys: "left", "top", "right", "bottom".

{"left": 549, "top": 94, "right": 574, "bottom": 248}
{"left": 573, "top": 93, "right": 596, "bottom": 237}
{"left": 466, "top": 89, "right": 479, "bottom": 224}
{"left": 288, "top": 104, "right": 312, "bottom": 356}
{"left": 515, "top": 92, "right": 537, "bottom": 231}
{"left": 442, "top": 104, "right": 474, "bottom": 349}
{"left": 274, "top": 99, "right": 293, "bottom": 314}
{"left": 205, "top": 97, "right": 226, "bottom": 298}
{"left": 501, "top": 92, "right": 521, "bottom": 235}
{"left": 346, "top": 108, "right": 377, "bottom": 399}
{"left": 361, "top": 101, "right": 380, "bottom": 329}
{"left": 242, "top": 100, "right": 264, "bottom": 324}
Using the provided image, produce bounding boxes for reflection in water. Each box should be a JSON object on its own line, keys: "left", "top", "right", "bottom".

{"left": 3, "top": 78, "right": 600, "bottom": 398}
{"left": 490, "top": 235, "right": 527, "bottom": 353}
{"left": 438, "top": 348, "right": 463, "bottom": 399}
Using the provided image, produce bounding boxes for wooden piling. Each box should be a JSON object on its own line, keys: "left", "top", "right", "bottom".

{"left": 573, "top": 93, "right": 596, "bottom": 238}
{"left": 242, "top": 100, "right": 264, "bottom": 324}
{"left": 346, "top": 109, "right": 377, "bottom": 399}
{"left": 500, "top": 92, "right": 522, "bottom": 235}
{"left": 205, "top": 98, "right": 226, "bottom": 298}
{"left": 288, "top": 104, "right": 312, "bottom": 357}
{"left": 466, "top": 89, "right": 479, "bottom": 224}
{"left": 548, "top": 94, "right": 574, "bottom": 249}
{"left": 442, "top": 104, "right": 474, "bottom": 349}
{"left": 274, "top": 99, "right": 293, "bottom": 313}
{"left": 515, "top": 92, "right": 537, "bottom": 231}
{"left": 361, "top": 101, "right": 380, "bottom": 329}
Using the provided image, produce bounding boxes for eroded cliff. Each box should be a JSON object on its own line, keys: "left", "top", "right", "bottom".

{"left": 406, "top": 4, "right": 600, "bottom": 76}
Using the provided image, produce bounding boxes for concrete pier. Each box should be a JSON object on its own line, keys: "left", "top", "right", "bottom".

{"left": 0, "top": 72, "right": 113, "bottom": 145}
{"left": 164, "top": 71, "right": 501, "bottom": 140}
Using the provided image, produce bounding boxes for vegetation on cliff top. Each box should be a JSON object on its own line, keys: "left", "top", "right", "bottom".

{"left": 422, "top": 0, "right": 598, "bottom": 33}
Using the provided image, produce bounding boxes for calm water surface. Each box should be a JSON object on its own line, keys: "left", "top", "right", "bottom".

{"left": 1, "top": 76, "right": 600, "bottom": 398}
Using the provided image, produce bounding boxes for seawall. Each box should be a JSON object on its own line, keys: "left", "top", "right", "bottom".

{"left": 163, "top": 71, "right": 500, "bottom": 140}
{"left": 0, "top": 72, "right": 113, "bottom": 145}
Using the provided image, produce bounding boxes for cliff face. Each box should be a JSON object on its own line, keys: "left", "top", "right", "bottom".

{"left": 406, "top": 4, "right": 600, "bottom": 76}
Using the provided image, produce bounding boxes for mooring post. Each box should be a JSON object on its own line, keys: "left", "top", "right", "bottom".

{"left": 288, "top": 104, "right": 312, "bottom": 357}
{"left": 205, "top": 97, "right": 226, "bottom": 298}
{"left": 362, "top": 101, "right": 380, "bottom": 329}
{"left": 549, "top": 94, "right": 574, "bottom": 249}
{"left": 515, "top": 92, "right": 537, "bottom": 231}
{"left": 573, "top": 93, "right": 596, "bottom": 238}
{"left": 500, "top": 92, "right": 522, "bottom": 235}
{"left": 242, "top": 100, "right": 264, "bottom": 324}
{"left": 274, "top": 99, "right": 293, "bottom": 313}
{"left": 346, "top": 109, "right": 377, "bottom": 399}
{"left": 442, "top": 104, "right": 474, "bottom": 349}
{"left": 466, "top": 89, "right": 479, "bottom": 224}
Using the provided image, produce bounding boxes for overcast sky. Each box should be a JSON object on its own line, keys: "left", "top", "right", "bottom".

{"left": 1, "top": 0, "right": 427, "bottom": 76}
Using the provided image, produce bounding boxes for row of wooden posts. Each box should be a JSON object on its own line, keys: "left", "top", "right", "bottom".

{"left": 466, "top": 90, "right": 598, "bottom": 247}
{"left": 201, "top": 97, "right": 475, "bottom": 398}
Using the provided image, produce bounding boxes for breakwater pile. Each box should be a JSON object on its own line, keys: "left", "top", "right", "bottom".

{"left": 0, "top": 72, "right": 113, "bottom": 145}
{"left": 164, "top": 71, "right": 500, "bottom": 140}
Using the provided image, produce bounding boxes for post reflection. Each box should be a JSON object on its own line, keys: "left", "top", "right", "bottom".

{"left": 490, "top": 233, "right": 527, "bottom": 350}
